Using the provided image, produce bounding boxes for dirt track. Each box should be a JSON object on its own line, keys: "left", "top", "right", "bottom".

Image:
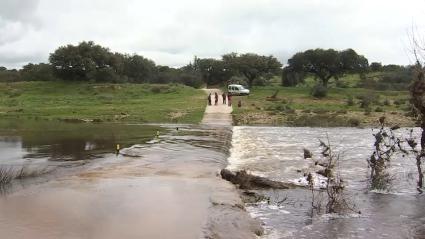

{"left": 201, "top": 89, "right": 233, "bottom": 126}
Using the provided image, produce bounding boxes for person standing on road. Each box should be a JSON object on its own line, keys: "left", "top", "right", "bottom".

{"left": 207, "top": 93, "right": 212, "bottom": 106}
{"left": 228, "top": 94, "right": 232, "bottom": 106}
{"left": 214, "top": 92, "right": 219, "bottom": 105}
{"left": 222, "top": 92, "right": 227, "bottom": 104}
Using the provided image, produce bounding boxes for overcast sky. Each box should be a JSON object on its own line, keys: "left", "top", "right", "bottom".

{"left": 1, "top": 0, "right": 425, "bottom": 69}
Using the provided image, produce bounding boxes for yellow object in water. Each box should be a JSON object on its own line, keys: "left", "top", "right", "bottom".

{"left": 116, "top": 144, "right": 120, "bottom": 151}
{"left": 156, "top": 131, "right": 160, "bottom": 137}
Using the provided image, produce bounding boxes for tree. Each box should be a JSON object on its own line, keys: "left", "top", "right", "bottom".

{"left": 370, "top": 62, "right": 383, "bottom": 72}
{"left": 0, "top": 67, "right": 20, "bottom": 82}
{"left": 282, "top": 66, "right": 305, "bottom": 86}
{"left": 122, "top": 55, "right": 156, "bottom": 83}
{"left": 49, "top": 41, "right": 114, "bottom": 81}
{"left": 152, "top": 66, "right": 180, "bottom": 84}
{"left": 193, "top": 58, "right": 231, "bottom": 86}
{"left": 20, "top": 63, "right": 56, "bottom": 81}
{"left": 286, "top": 48, "right": 369, "bottom": 88}
{"left": 223, "top": 53, "right": 282, "bottom": 88}
{"left": 49, "top": 41, "right": 157, "bottom": 83}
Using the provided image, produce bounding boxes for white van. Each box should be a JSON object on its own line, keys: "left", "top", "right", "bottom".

{"left": 228, "top": 84, "right": 250, "bottom": 96}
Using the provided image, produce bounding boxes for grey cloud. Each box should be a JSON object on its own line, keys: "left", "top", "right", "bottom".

{"left": 0, "top": 0, "right": 40, "bottom": 22}
{"left": 1, "top": 0, "right": 425, "bottom": 68}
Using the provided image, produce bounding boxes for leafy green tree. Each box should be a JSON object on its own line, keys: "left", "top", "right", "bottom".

{"left": 122, "top": 55, "right": 156, "bottom": 83}
{"left": 370, "top": 62, "right": 383, "bottom": 72}
{"left": 223, "top": 53, "right": 282, "bottom": 88}
{"left": 193, "top": 58, "right": 231, "bottom": 86}
{"left": 0, "top": 67, "right": 20, "bottom": 82}
{"left": 153, "top": 66, "right": 180, "bottom": 84}
{"left": 49, "top": 41, "right": 158, "bottom": 83}
{"left": 287, "top": 48, "right": 369, "bottom": 87}
{"left": 49, "top": 41, "right": 114, "bottom": 81}
{"left": 282, "top": 66, "right": 305, "bottom": 86}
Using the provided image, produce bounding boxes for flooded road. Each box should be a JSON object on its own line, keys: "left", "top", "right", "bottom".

{"left": 0, "top": 120, "right": 261, "bottom": 239}
{"left": 228, "top": 126, "right": 425, "bottom": 238}
{"left": 2, "top": 120, "right": 424, "bottom": 238}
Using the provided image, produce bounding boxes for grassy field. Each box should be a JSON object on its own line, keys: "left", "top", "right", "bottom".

{"left": 0, "top": 81, "right": 206, "bottom": 124}
{"left": 232, "top": 86, "right": 415, "bottom": 127}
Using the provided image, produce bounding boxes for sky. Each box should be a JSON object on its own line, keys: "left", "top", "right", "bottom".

{"left": 0, "top": 0, "right": 425, "bottom": 69}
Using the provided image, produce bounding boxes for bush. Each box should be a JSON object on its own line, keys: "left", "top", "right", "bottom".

{"left": 312, "top": 109, "right": 329, "bottom": 114}
{"left": 364, "top": 107, "right": 372, "bottom": 115}
{"left": 375, "top": 107, "right": 384, "bottom": 112}
{"left": 393, "top": 98, "right": 406, "bottom": 106}
{"left": 150, "top": 86, "right": 162, "bottom": 94}
{"left": 310, "top": 84, "right": 328, "bottom": 98}
{"left": 383, "top": 99, "right": 391, "bottom": 106}
{"left": 336, "top": 80, "right": 349, "bottom": 88}
{"left": 346, "top": 96, "right": 354, "bottom": 106}
{"left": 348, "top": 118, "right": 361, "bottom": 127}
{"left": 358, "top": 93, "right": 380, "bottom": 108}
{"left": 179, "top": 73, "right": 203, "bottom": 89}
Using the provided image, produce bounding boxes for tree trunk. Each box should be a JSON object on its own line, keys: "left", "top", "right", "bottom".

{"left": 248, "top": 76, "right": 255, "bottom": 89}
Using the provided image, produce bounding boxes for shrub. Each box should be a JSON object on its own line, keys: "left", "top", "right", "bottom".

{"left": 150, "top": 86, "right": 162, "bottom": 94}
{"left": 336, "top": 80, "right": 349, "bottom": 88}
{"left": 383, "top": 99, "right": 391, "bottom": 106}
{"left": 310, "top": 84, "right": 328, "bottom": 98}
{"left": 393, "top": 98, "right": 406, "bottom": 106}
{"left": 312, "top": 108, "right": 329, "bottom": 114}
{"left": 348, "top": 118, "right": 361, "bottom": 127}
{"left": 358, "top": 93, "right": 380, "bottom": 108}
{"left": 375, "top": 107, "right": 384, "bottom": 112}
{"left": 179, "top": 73, "right": 203, "bottom": 89}
{"left": 364, "top": 107, "right": 372, "bottom": 115}
{"left": 346, "top": 96, "right": 354, "bottom": 106}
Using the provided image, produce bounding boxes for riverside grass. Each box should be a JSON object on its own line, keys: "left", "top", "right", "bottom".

{"left": 0, "top": 81, "right": 206, "bottom": 124}
{"left": 232, "top": 86, "right": 415, "bottom": 127}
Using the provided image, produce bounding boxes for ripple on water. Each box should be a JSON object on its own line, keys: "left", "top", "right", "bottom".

{"left": 228, "top": 126, "right": 425, "bottom": 239}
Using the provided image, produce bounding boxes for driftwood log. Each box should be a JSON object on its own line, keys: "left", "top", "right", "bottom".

{"left": 220, "top": 169, "right": 297, "bottom": 190}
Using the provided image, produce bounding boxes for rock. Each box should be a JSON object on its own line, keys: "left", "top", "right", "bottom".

{"left": 303, "top": 148, "right": 313, "bottom": 159}
{"left": 240, "top": 191, "right": 269, "bottom": 204}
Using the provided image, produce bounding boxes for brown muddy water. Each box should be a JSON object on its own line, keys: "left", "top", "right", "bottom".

{"left": 229, "top": 126, "right": 425, "bottom": 239}
{"left": 2, "top": 120, "right": 425, "bottom": 239}
{"left": 0, "top": 119, "right": 262, "bottom": 239}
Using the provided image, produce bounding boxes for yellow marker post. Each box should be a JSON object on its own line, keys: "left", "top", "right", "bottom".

{"left": 116, "top": 144, "right": 120, "bottom": 155}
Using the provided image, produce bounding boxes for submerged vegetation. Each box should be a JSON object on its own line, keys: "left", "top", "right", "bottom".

{"left": 0, "top": 165, "right": 51, "bottom": 186}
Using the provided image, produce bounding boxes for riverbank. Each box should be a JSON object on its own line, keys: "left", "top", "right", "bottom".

{"left": 232, "top": 86, "right": 416, "bottom": 127}
{"left": 1, "top": 81, "right": 416, "bottom": 127}
{"left": 0, "top": 81, "right": 206, "bottom": 124}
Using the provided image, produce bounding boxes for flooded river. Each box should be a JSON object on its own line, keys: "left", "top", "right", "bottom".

{"left": 0, "top": 120, "right": 259, "bottom": 239}
{"left": 228, "top": 126, "right": 425, "bottom": 239}
{"left": 1, "top": 120, "right": 424, "bottom": 238}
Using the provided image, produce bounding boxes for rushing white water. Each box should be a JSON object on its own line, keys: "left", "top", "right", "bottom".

{"left": 228, "top": 126, "right": 425, "bottom": 239}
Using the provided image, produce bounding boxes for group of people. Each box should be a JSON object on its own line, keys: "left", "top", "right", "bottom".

{"left": 208, "top": 92, "right": 232, "bottom": 106}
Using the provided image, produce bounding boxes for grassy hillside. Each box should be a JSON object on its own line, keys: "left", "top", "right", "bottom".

{"left": 232, "top": 86, "right": 414, "bottom": 127}
{"left": 0, "top": 81, "right": 206, "bottom": 124}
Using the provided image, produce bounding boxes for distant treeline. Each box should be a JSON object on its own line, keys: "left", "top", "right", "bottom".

{"left": 0, "top": 41, "right": 414, "bottom": 90}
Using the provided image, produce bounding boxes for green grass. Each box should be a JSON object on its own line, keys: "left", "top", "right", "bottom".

{"left": 0, "top": 81, "right": 206, "bottom": 124}
{"left": 232, "top": 85, "right": 413, "bottom": 126}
